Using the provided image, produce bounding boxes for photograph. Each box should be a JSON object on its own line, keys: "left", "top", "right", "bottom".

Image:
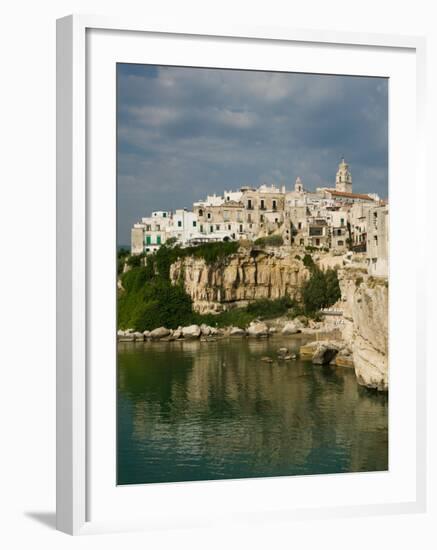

{"left": 116, "top": 63, "right": 389, "bottom": 486}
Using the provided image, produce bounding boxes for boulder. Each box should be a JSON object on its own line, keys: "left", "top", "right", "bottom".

{"left": 277, "top": 347, "right": 288, "bottom": 355}
{"left": 261, "top": 356, "right": 273, "bottom": 363}
{"left": 229, "top": 326, "right": 246, "bottom": 336}
{"left": 299, "top": 341, "right": 320, "bottom": 358}
{"left": 335, "top": 355, "right": 354, "bottom": 368}
{"left": 182, "top": 325, "right": 201, "bottom": 339}
{"left": 133, "top": 332, "right": 144, "bottom": 341}
{"left": 247, "top": 321, "right": 269, "bottom": 337}
{"left": 150, "top": 327, "right": 171, "bottom": 339}
{"left": 118, "top": 333, "right": 135, "bottom": 342}
{"left": 200, "top": 324, "right": 211, "bottom": 336}
{"left": 312, "top": 344, "right": 339, "bottom": 365}
{"left": 281, "top": 322, "right": 301, "bottom": 335}
{"left": 269, "top": 327, "right": 277, "bottom": 334}
{"left": 172, "top": 329, "right": 182, "bottom": 340}
{"left": 143, "top": 330, "right": 151, "bottom": 339}
{"left": 117, "top": 330, "right": 125, "bottom": 337}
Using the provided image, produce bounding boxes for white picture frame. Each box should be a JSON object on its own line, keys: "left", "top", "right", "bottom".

{"left": 56, "top": 14, "right": 427, "bottom": 535}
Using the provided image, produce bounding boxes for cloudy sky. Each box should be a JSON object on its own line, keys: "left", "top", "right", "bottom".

{"left": 117, "top": 64, "right": 388, "bottom": 246}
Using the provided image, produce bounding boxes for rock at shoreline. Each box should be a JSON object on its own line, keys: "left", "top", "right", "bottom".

{"left": 229, "top": 326, "right": 246, "bottom": 336}
{"left": 150, "top": 327, "right": 171, "bottom": 339}
{"left": 143, "top": 330, "right": 151, "bottom": 339}
{"left": 118, "top": 333, "right": 135, "bottom": 342}
{"left": 247, "top": 321, "right": 269, "bottom": 337}
{"left": 281, "top": 322, "right": 301, "bottom": 335}
{"left": 335, "top": 355, "right": 354, "bottom": 368}
{"left": 261, "top": 356, "right": 273, "bottom": 363}
{"left": 182, "top": 325, "right": 201, "bottom": 339}
{"left": 133, "top": 332, "right": 144, "bottom": 342}
{"left": 200, "top": 324, "right": 211, "bottom": 336}
{"left": 277, "top": 347, "right": 288, "bottom": 355}
{"left": 312, "top": 344, "right": 339, "bottom": 365}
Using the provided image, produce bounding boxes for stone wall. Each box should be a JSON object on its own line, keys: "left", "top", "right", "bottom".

{"left": 338, "top": 267, "right": 388, "bottom": 391}
{"left": 169, "top": 247, "right": 309, "bottom": 314}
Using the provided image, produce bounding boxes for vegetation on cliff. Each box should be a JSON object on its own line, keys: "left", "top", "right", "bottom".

{"left": 117, "top": 244, "right": 341, "bottom": 331}
{"left": 118, "top": 242, "right": 240, "bottom": 330}
{"left": 301, "top": 262, "right": 341, "bottom": 315}
{"left": 254, "top": 235, "right": 283, "bottom": 247}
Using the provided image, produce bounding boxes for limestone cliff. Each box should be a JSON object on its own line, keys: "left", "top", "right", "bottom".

{"left": 169, "top": 247, "right": 308, "bottom": 314}
{"left": 338, "top": 267, "right": 389, "bottom": 391}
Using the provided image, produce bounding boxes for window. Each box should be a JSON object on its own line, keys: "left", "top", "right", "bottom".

{"left": 223, "top": 210, "right": 229, "bottom": 221}
{"left": 193, "top": 221, "right": 197, "bottom": 227}
{"left": 340, "top": 218, "right": 344, "bottom": 226}
{"left": 227, "top": 196, "right": 230, "bottom": 201}
{"left": 248, "top": 213, "right": 252, "bottom": 222}
{"left": 200, "top": 225, "right": 203, "bottom": 233}
{"left": 260, "top": 214, "right": 264, "bottom": 222}
{"left": 156, "top": 225, "right": 160, "bottom": 231}
{"left": 260, "top": 199, "right": 265, "bottom": 210}
{"left": 315, "top": 238, "right": 320, "bottom": 246}
{"left": 198, "top": 209, "right": 203, "bottom": 217}
{"left": 338, "top": 240, "right": 344, "bottom": 246}
{"left": 228, "top": 224, "right": 231, "bottom": 230}
{"left": 146, "top": 224, "right": 151, "bottom": 231}
{"left": 239, "top": 224, "right": 243, "bottom": 233}
{"left": 210, "top": 226, "right": 214, "bottom": 232}
{"left": 275, "top": 218, "right": 278, "bottom": 223}
{"left": 216, "top": 224, "right": 220, "bottom": 230}
{"left": 272, "top": 200, "right": 277, "bottom": 210}
{"left": 247, "top": 199, "right": 252, "bottom": 209}
{"left": 177, "top": 220, "right": 182, "bottom": 227}
{"left": 207, "top": 213, "right": 211, "bottom": 219}
{"left": 298, "top": 222, "right": 302, "bottom": 230}
{"left": 163, "top": 213, "right": 167, "bottom": 218}
{"left": 145, "top": 235, "right": 151, "bottom": 245}
{"left": 157, "top": 235, "right": 161, "bottom": 245}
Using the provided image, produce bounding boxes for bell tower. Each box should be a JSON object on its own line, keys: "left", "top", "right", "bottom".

{"left": 294, "top": 176, "right": 303, "bottom": 193}
{"left": 335, "top": 158, "right": 352, "bottom": 193}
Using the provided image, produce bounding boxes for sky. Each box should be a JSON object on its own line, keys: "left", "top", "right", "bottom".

{"left": 117, "top": 64, "right": 388, "bottom": 246}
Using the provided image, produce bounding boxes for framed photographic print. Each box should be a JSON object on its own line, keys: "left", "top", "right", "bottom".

{"left": 56, "top": 15, "right": 427, "bottom": 535}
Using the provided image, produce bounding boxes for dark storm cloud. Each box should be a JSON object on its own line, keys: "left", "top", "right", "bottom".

{"left": 117, "top": 63, "right": 388, "bottom": 245}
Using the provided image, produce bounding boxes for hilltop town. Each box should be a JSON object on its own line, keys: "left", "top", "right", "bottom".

{"left": 131, "top": 158, "right": 388, "bottom": 278}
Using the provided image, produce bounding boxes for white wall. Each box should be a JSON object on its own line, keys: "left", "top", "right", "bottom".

{"left": 0, "top": 1, "right": 435, "bottom": 548}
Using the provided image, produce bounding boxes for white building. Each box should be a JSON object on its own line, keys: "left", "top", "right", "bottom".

{"left": 367, "top": 204, "right": 389, "bottom": 277}
{"left": 167, "top": 209, "right": 200, "bottom": 245}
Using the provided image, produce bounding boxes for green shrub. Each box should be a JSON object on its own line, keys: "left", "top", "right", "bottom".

{"left": 194, "top": 308, "right": 255, "bottom": 329}
{"left": 302, "top": 253, "right": 315, "bottom": 271}
{"left": 254, "top": 235, "right": 283, "bottom": 247}
{"left": 246, "top": 296, "right": 295, "bottom": 318}
{"left": 302, "top": 266, "right": 340, "bottom": 315}
{"left": 118, "top": 268, "right": 193, "bottom": 331}
{"left": 126, "top": 253, "right": 145, "bottom": 268}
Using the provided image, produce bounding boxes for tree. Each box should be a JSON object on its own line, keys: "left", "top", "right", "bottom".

{"left": 302, "top": 266, "right": 341, "bottom": 315}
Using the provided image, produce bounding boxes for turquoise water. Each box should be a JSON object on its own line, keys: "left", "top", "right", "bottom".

{"left": 117, "top": 336, "right": 388, "bottom": 485}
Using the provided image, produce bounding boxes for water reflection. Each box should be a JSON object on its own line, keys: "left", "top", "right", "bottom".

{"left": 117, "top": 337, "right": 388, "bottom": 485}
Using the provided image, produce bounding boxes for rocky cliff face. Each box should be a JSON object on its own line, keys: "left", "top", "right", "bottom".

{"left": 339, "top": 267, "right": 388, "bottom": 391}
{"left": 170, "top": 247, "right": 308, "bottom": 314}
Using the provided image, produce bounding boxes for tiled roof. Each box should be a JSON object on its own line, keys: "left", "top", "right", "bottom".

{"left": 324, "top": 189, "right": 375, "bottom": 200}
